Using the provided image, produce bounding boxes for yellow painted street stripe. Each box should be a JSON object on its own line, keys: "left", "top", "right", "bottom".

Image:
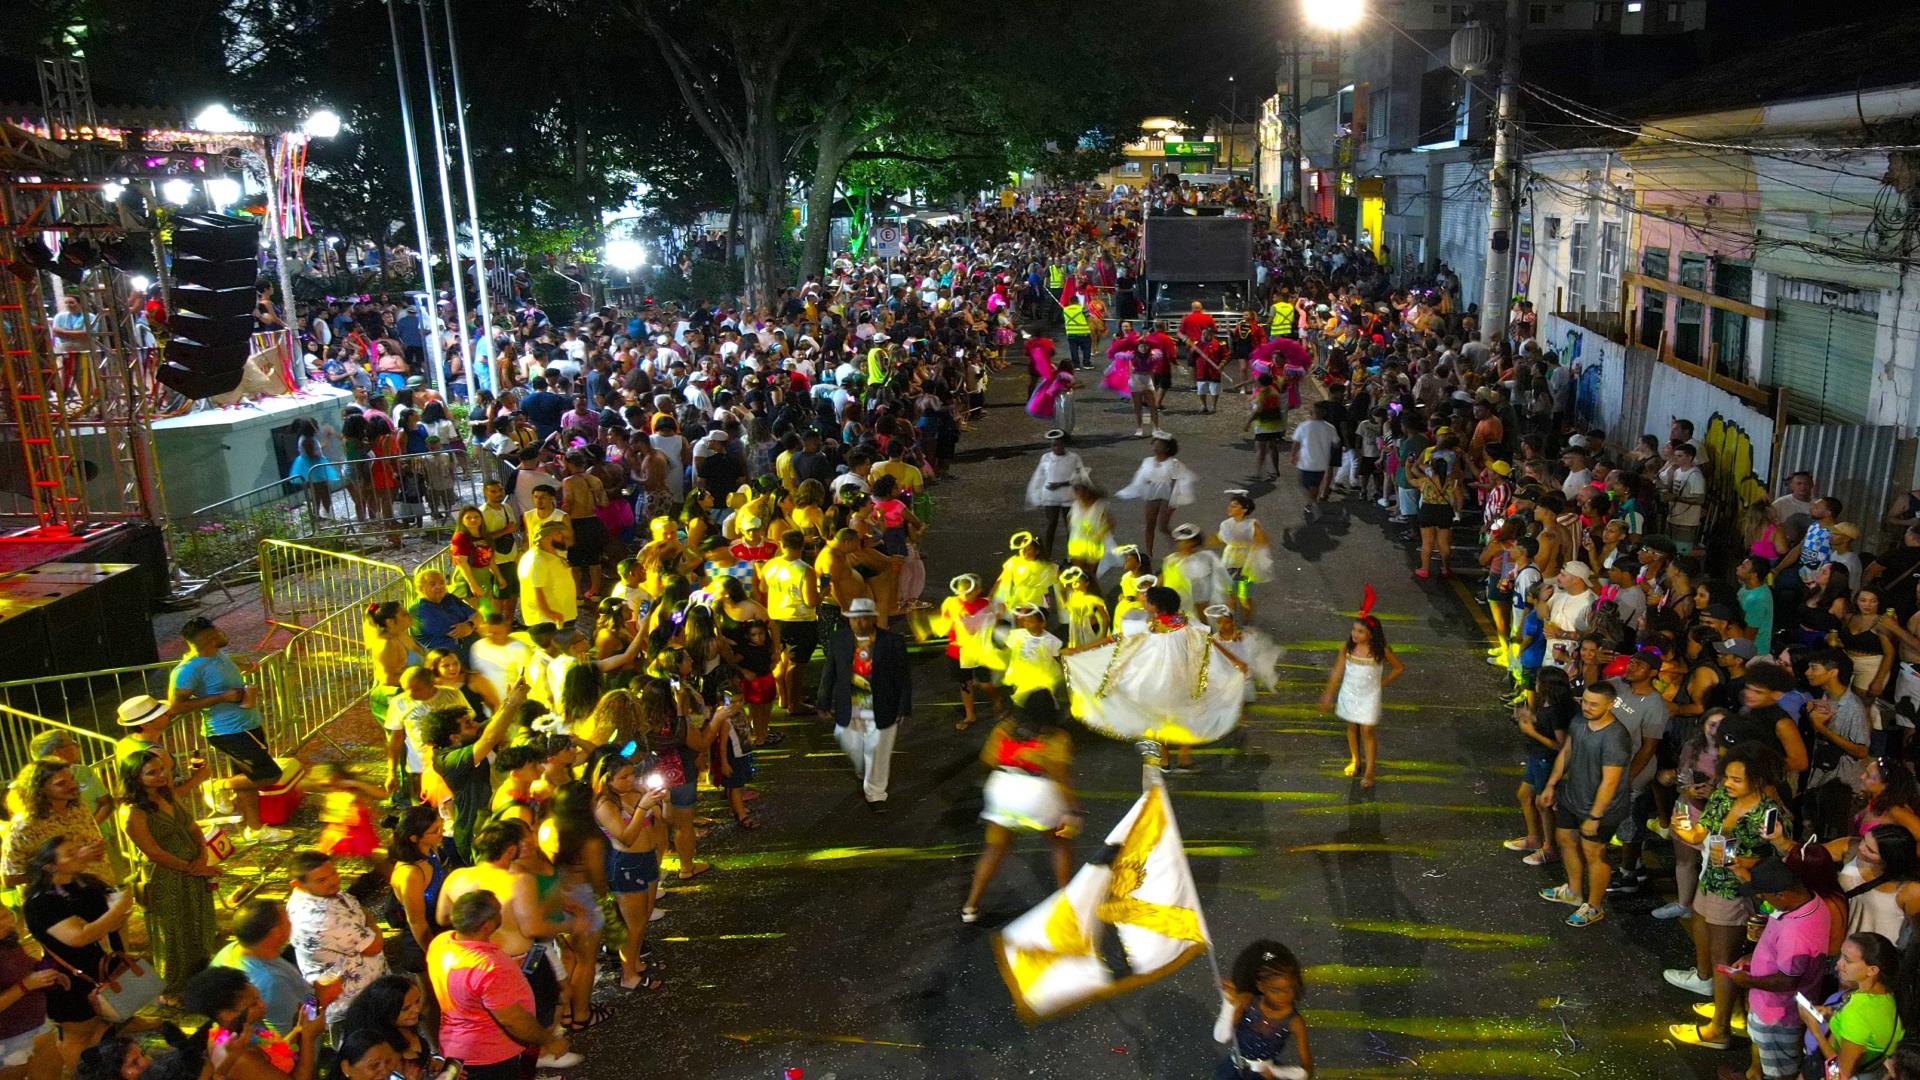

{"left": 1331, "top": 919, "right": 1551, "bottom": 948}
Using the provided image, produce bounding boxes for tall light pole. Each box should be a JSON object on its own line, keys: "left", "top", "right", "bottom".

{"left": 383, "top": 0, "right": 448, "bottom": 400}
{"left": 1297, "top": 0, "right": 1364, "bottom": 215}
{"left": 442, "top": 0, "right": 495, "bottom": 390}
{"left": 1478, "top": 0, "right": 1525, "bottom": 344}
{"left": 417, "top": 0, "right": 471, "bottom": 396}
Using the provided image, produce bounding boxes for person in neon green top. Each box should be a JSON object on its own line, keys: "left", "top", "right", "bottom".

{"left": 1060, "top": 299, "right": 1093, "bottom": 368}
{"left": 1803, "top": 931, "right": 1903, "bottom": 1079}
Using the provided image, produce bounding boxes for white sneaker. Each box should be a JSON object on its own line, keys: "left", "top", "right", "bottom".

{"left": 1651, "top": 902, "right": 1693, "bottom": 920}
{"left": 1133, "top": 427, "right": 1146, "bottom": 437}
{"left": 536, "top": 1052, "right": 584, "bottom": 1069}
{"left": 1662, "top": 968, "right": 1713, "bottom": 996}
{"left": 1375, "top": 497, "right": 1390, "bottom": 508}
{"left": 649, "top": 907, "right": 667, "bottom": 922}
{"left": 245, "top": 826, "right": 293, "bottom": 845}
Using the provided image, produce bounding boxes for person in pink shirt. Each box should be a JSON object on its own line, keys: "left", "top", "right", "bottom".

{"left": 1671, "top": 857, "right": 1829, "bottom": 1076}
{"left": 429, "top": 892, "right": 576, "bottom": 1080}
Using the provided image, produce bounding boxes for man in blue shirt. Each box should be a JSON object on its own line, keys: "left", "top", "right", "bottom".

{"left": 410, "top": 567, "right": 477, "bottom": 663}
{"left": 397, "top": 304, "right": 426, "bottom": 368}
{"left": 519, "top": 376, "right": 568, "bottom": 440}
{"left": 212, "top": 900, "right": 335, "bottom": 1034}
{"left": 168, "top": 617, "right": 292, "bottom": 844}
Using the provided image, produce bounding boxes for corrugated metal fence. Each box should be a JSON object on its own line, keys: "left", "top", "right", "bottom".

{"left": 1777, "top": 425, "right": 1914, "bottom": 546}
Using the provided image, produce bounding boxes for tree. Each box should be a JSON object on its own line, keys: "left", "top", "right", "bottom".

{"left": 621, "top": 0, "right": 828, "bottom": 312}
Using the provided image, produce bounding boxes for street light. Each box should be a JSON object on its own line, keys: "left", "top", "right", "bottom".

{"left": 1302, "top": 0, "right": 1365, "bottom": 31}
{"left": 604, "top": 239, "right": 647, "bottom": 272}
{"left": 301, "top": 109, "right": 342, "bottom": 139}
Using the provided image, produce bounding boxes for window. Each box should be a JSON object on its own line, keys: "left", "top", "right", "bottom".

{"left": 1594, "top": 1, "right": 1619, "bottom": 23}
{"left": 1665, "top": 1, "right": 1684, "bottom": 20}
{"left": 1568, "top": 221, "right": 1590, "bottom": 308}
{"left": 1710, "top": 260, "right": 1752, "bottom": 380}
{"left": 1641, "top": 245, "right": 1669, "bottom": 279}
{"left": 1368, "top": 89, "right": 1390, "bottom": 140}
{"left": 1639, "top": 289, "right": 1666, "bottom": 349}
{"left": 1598, "top": 222, "right": 1623, "bottom": 309}
{"left": 1530, "top": 3, "right": 1547, "bottom": 23}
{"left": 1677, "top": 251, "right": 1706, "bottom": 290}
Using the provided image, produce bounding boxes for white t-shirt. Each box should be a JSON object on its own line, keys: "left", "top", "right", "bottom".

{"left": 1292, "top": 419, "right": 1340, "bottom": 472}
{"left": 517, "top": 547, "right": 577, "bottom": 629}
{"left": 1543, "top": 588, "right": 1595, "bottom": 668}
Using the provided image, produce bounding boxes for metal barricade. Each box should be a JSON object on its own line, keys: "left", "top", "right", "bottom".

{"left": 0, "top": 702, "right": 121, "bottom": 783}
{"left": 260, "top": 540, "right": 411, "bottom": 632}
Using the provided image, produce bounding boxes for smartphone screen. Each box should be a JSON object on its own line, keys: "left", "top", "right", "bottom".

{"left": 1763, "top": 808, "right": 1779, "bottom": 836}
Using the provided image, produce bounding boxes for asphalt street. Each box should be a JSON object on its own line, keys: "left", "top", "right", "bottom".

{"left": 571, "top": 362, "right": 1725, "bottom": 1079}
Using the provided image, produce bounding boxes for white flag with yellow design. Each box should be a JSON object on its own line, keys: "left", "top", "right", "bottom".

{"left": 991, "top": 863, "right": 1114, "bottom": 1022}
{"left": 1099, "top": 782, "right": 1210, "bottom": 977}
{"left": 993, "top": 782, "right": 1210, "bottom": 1021}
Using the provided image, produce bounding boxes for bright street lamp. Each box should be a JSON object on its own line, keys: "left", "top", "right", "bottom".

{"left": 302, "top": 109, "right": 342, "bottom": 139}
{"left": 129, "top": 275, "right": 151, "bottom": 293}
{"left": 101, "top": 181, "right": 125, "bottom": 201}
{"left": 192, "top": 103, "right": 247, "bottom": 133}
{"left": 603, "top": 239, "right": 646, "bottom": 272}
{"left": 161, "top": 178, "right": 194, "bottom": 206}
{"left": 1301, "top": 0, "right": 1365, "bottom": 31}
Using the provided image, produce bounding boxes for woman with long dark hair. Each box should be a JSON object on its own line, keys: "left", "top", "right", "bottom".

{"left": 589, "top": 747, "right": 666, "bottom": 992}
{"left": 336, "top": 975, "right": 429, "bottom": 1076}
{"left": 117, "top": 751, "right": 216, "bottom": 1002}
{"left": 383, "top": 804, "right": 461, "bottom": 972}
{"left": 22, "top": 837, "right": 134, "bottom": 1052}
{"left": 539, "top": 782, "right": 609, "bottom": 1032}
{"left": 1508, "top": 665, "right": 1572, "bottom": 861}
{"left": 179, "top": 966, "right": 325, "bottom": 1080}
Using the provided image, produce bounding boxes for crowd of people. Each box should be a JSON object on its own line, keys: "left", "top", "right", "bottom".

{"left": 22, "top": 173, "right": 1920, "bottom": 1080}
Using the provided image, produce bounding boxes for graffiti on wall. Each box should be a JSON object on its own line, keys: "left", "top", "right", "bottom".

{"left": 1700, "top": 412, "right": 1771, "bottom": 548}
{"left": 1563, "top": 326, "right": 1605, "bottom": 430}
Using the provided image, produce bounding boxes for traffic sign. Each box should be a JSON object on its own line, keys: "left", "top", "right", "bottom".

{"left": 871, "top": 222, "right": 903, "bottom": 258}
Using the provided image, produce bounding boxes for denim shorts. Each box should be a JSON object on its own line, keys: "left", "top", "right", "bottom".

{"left": 668, "top": 780, "right": 698, "bottom": 809}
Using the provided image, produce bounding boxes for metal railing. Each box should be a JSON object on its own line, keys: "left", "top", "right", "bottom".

{"left": 174, "top": 447, "right": 502, "bottom": 586}
{"left": 260, "top": 539, "right": 413, "bottom": 632}
{"left": 0, "top": 541, "right": 452, "bottom": 792}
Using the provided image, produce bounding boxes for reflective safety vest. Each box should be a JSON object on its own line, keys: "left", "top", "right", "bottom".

{"left": 867, "top": 347, "right": 889, "bottom": 386}
{"left": 1062, "top": 303, "right": 1091, "bottom": 336}
{"left": 1047, "top": 264, "right": 1066, "bottom": 289}
{"left": 1268, "top": 299, "right": 1297, "bottom": 336}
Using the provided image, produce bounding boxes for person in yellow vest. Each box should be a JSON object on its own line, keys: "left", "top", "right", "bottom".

{"left": 865, "top": 333, "right": 892, "bottom": 394}
{"left": 1267, "top": 295, "right": 1298, "bottom": 339}
{"left": 1046, "top": 263, "right": 1066, "bottom": 294}
{"left": 1060, "top": 297, "right": 1093, "bottom": 368}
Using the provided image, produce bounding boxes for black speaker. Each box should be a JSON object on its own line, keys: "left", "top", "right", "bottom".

{"left": 171, "top": 213, "right": 260, "bottom": 260}
{"left": 163, "top": 213, "right": 262, "bottom": 398}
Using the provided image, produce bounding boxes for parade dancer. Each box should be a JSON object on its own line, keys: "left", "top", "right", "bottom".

{"left": 1065, "top": 481, "right": 1116, "bottom": 578}
{"left": 1213, "top": 941, "right": 1314, "bottom": 1079}
{"left": 1025, "top": 429, "right": 1089, "bottom": 558}
{"left": 1162, "top": 525, "right": 1233, "bottom": 619}
{"left": 1317, "top": 592, "right": 1405, "bottom": 790}
{"left": 938, "top": 574, "right": 1001, "bottom": 732}
{"left": 1001, "top": 604, "right": 1066, "bottom": 708}
{"left": 1217, "top": 491, "right": 1275, "bottom": 620}
{"left": 993, "top": 530, "right": 1062, "bottom": 626}
{"left": 1113, "top": 565, "right": 1157, "bottom": 635}
{"left": 1024, "top": 333, "right": 1076, "bottom": 434}
{"left": 959, "top": 691, "right": 1079, "bottom": 924}
{"left": 1116, "top": 435, "right": 1198, "bottom": 562}
{"left": 1060, "top": 585, "right": 1250, "bottom": 749}
{"left": 1058, "top": 567, "right": 1111, "bottom": 649}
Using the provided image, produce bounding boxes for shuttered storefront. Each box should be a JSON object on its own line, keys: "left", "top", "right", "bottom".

{"left": 1768, "top": 281, "right": 1879, "bottom": 424}
{"left": 1436, "top": 160, "right": 1488, "bottom": 310}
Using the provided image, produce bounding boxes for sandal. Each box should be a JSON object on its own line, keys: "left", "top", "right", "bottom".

{"left": 1667, "top": 1022, "right": 1732, "bottom": 1051}
{"left": 760, "top": 731, "right": 786, "bottom": 747}
{"left": 567, "top": 1003, "right": 615, "bottom": 1032}
{"left": 677, "top": 861, "right": 713, "bottom": 881}
{"left": 955, "top": 715, "right": 979, "bottom": 731}
{"left": 619, "top": 971, "right": 664, "bottom": 992}
{"left": 734, "top": 815, "right": 762, "bottom": 830}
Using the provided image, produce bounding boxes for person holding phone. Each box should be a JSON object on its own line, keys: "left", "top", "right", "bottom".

{"left": 1666, "top": 743, "right": 1787, "bottom": 1004}
{"left": 1799, "top": 932, "right": 1903, "bottom": 1080}
{"left": 179, "top": 965, "right": 328, "bottom": 1080}
{"left": 590, "top": 748, "right": 666, "bottom": 992}
{"left": 1651, "top": 708, "right": 1727, "bottom": 921}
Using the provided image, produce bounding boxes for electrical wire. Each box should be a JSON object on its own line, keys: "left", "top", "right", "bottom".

{"left": 1521, "top": 79, "right": 1920, "bottom": 156}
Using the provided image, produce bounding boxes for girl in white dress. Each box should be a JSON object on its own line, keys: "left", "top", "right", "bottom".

{"left": 1115, "top": 434, "right": 1197, "bottom": 562}
{"left": 993, "top": 530, "right": 1061, "bottom": 624}
{"left": 1065, "top": 481, "right": 1116, "bottom": 578}
{"left": 1161, "top": 524, "right": 1233, "bottom": 618}
{"left": 1217, "top": 491, "right": 1275, "bottom": 620}
{"left": 1317, "top": 614, "right": 1405, "bottom": 789}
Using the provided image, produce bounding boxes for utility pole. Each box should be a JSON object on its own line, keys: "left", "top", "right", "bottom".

{"left": 1288, "top": 40, "right": 1305, "bottom": 215}
{"left": 1479, "top": 0, "right": 1524, "bottom": 344}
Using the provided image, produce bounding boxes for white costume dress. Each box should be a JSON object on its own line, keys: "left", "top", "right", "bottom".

{"left": 1335, "top": 652, "right": 1384, "bottom": 726}
{"left": 1115, "top": 455, "right": 1197, "bottom": 507}
{"left": 1061, "top": 618, "right": 1246, "bottom": 745}
{"left": 1217, "top": 516, "right": 1274, "bottom": 584}
{"left": 1066, "top": 498, "right": 1117, "bottom": 571}
{"left": 1025, "top": 450, "right": 1089, "bottom": 509}
{"left": 1159, "top": 548, "right": 1232, "bottom": 616}
{"left": 1212, "top": 629, "right": 1284, "bottom": 699}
